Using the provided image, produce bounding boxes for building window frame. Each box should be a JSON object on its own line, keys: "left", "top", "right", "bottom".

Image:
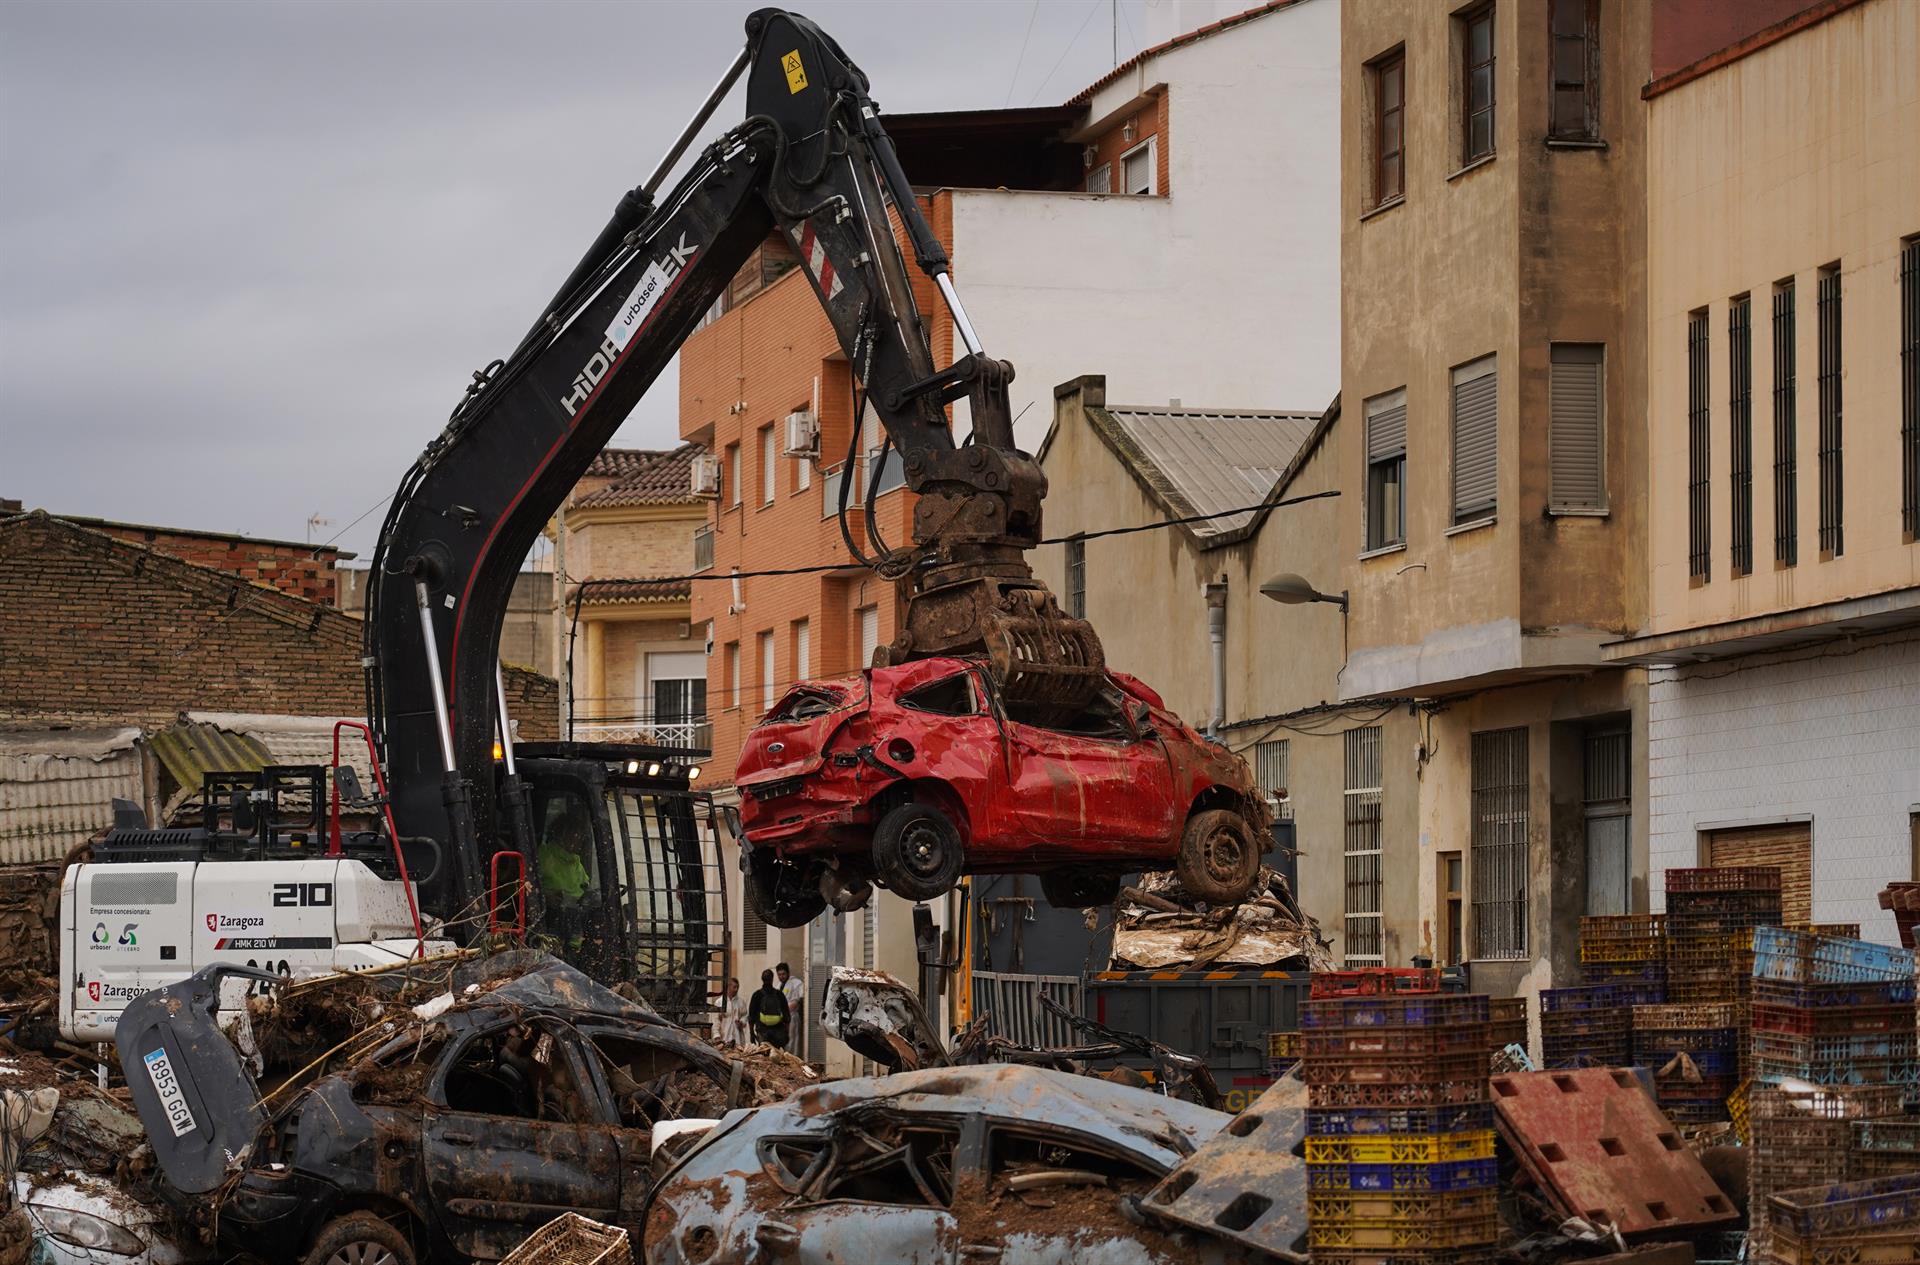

{"left": 1687, "top": 308, "right": 1711, "bottom": 583}
{"left": 1470, "top": 726, "right": 1529, "bottom": 961}
{"left": 1119, "top": 137, "right": 1157, "bottom": 196}
{"left": 1450, "top": 354, "right": 1498, "bottom": 526}
{"left": 1369, "top": 47, "right": 1407, "bottom": 209}
{"left": 759, "top": 423, "right": 777, "bottom": 506}
{"left": 1773, "top": 279, "right": 1799, "bottom": 566}
{"left": 1729, "top": 295, "right": 1754, "bottom": 577}
{"left": 1547, "top": 0, "right": 1601, "bottom": 144}
{"left": 726, "top": 442, "right": 742, "bottom": 508}
{"left": 1459, "top": 2, "right": 1496, "bottom": 166}
{"left": 1255, "top": 739, "right": 1292, "bottom": 820}
{"left": 1343, "top": 726, "right": 1384, "bottom": 967}
{"left": 1364, "top": 388, "right": 1408, "bottom": 553}
{"left": 723, "top": 641, "right": 741, "bottom": 711}
{"left": 1064, "top": 537, "right": 1086, "bottom": 620}
{"left": 1548, "top": 343, "right": 1607, "bottom": 513}
{"left": 1583, "top": 728, "right": 1630, "bottom": 916}
{"left": 1900, "top": 237, "right": 1920, "bottom": 540}
{"left": 757, "top": 630, "right": 775, "bottom": 714}
{"left": 1818, "top": 263, "right": 1844, "bottom": 558}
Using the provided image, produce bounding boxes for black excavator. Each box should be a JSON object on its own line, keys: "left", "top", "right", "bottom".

{"left": 362, "top": 11, "right": 1104, "bottom": 976}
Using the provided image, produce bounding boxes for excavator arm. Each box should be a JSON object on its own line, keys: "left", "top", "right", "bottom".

{"left": 367, "top": 9, "right": 1100, "bottom": 927}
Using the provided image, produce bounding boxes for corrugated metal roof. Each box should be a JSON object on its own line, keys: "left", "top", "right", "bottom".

{"left": 0, "top": 727, "right": 142, "bottom": 864}
{"left": 1098, "top": 406, "right": 1320, "bottom": 544}
{"left": 155, "top": 714, "right": 382, "bottom": 819}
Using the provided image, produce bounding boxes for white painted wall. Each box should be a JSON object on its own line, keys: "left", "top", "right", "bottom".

{"left": 1647, "top": 632, "right": 1920, "bottom": 939}
{"left": 949, "top": 0, "right": 1341, "bottom": 451}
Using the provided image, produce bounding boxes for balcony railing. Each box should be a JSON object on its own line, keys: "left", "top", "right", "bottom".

{"left": 692, "top": 525, "right": 714, "bottom": 572}
{"left": 571, "top": 715, "right": 712, "bottom": 753}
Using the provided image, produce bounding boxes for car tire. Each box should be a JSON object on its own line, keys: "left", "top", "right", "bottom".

{"left": 872, "top": 802, "right": 964, "bottom": 901}
{"left": 1175, "top": 808, "right": 1260, "bottom": 906}
{"left": 743, "top": 848, "right": 827, "bottom": 928}
{"left": 301, "top": 1212, "right": 415, "bottom": 1265}
{"left": 1040, "top": 869, "right": 1122, "bottom": 910}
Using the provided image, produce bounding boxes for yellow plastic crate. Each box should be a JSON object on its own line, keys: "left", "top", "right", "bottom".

{"left": 1269, "top": 1031, "right": 1302, "bottom": 1059}
{"left": 1728, "top": 1078, "right": 1753, "bottom": 1144}
{"left": 1307, "top": 1214, "right": 1500, "bottom": 1251}
{"left": 1304, "top": 1131, "right": 1497, "bottom": 1165}
{"left": 1308, "top": 1190, "right": 1497, "bottom": 1223}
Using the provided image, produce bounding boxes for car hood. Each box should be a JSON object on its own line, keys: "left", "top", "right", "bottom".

{"left": 736, "top": 677, "right": 870, "bottom": 788}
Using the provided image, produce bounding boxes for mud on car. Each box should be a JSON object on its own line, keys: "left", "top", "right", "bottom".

{"left": 733, "top": 657, "right": 1271, "bottom": 926}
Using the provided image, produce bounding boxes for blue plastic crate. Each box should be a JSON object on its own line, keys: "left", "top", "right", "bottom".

{"left": 1306, "top": 1103, "right": 1495, "bottom": 1137}
{"left": 1539, "top": 984, "right": 1620, "bottom": 1013}
{"left": 1751, "top": 926, "right": 1916, "bottom": 984}
{"left": 1754, "top": 1057, "right": 1920, "bottom": 1088}
{"left": 1301, "top": 993, "right": 1490, "bottom": 1029}
{"left": 1633, "top": 1026, "right": 1742, "bottom": 1054}
{"left": 1305, "top": 1158, "right": 1499, "bottom": 1193}
{"left": 1751, "top": 976, "right": 1917, "bottom": 1008}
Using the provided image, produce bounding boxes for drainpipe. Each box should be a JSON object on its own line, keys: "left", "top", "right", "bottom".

{"left": 1204, "top": 580, "right": 1229, "bottom": 740}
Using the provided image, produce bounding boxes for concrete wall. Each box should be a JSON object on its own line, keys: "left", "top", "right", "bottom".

{"left": 1644, "top": 0, "right": 1920, "bottom": 634}
{"left": 945, "top": 0, "right": 1340, "bottom": 454}
{"left": 1338, "top": 0, "right": 1649, "bottom": 698}
{"left": 1647, "top": 630, "right": 1919, "bottom": 940}
{"left": 1034, "top": 379, "right": 1423, "bottom": 966}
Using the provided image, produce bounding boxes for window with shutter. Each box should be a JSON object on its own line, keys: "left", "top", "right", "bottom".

{"left": 1365, "top": 389, "right": 1407, "bottom": 551}
{"left": 1688, "top": 310, "right": 1711, "bottom": 581}
{"left": 1549, "top": 344, "right": 1605, "bottom": 511}
{"left": 1451, "top": 356, "right": 1498, "bottom": 524}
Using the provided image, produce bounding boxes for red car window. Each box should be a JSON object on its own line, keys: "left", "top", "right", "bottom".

{"left": 898, "top": 673, "right": 977, "bottom": 717}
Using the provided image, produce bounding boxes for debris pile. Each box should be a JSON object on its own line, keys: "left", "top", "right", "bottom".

{"left": 1110, "top": 866, "right": 1333, "bottom": 971}
{"left": 0, "top": 862, "right": 61, "bottom": 1050}
{"left": 1299, "top": 971, "right": 1498, "bottom": 1258}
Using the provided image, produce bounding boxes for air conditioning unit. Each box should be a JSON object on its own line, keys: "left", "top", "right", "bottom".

{"left": 783, "top": 409, "right": 819, "bottom": 459}
{"left": 689, "top": 453, "right": 722, "bottom": 498}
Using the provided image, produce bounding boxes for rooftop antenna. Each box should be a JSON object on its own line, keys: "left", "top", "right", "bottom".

{"left": 306, "top": 513, "right": 334, "bottom": 544}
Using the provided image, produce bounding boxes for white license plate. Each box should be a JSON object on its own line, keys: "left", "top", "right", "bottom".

{"left": 142, "top": 1047, "right": 198, "bottom": 1138}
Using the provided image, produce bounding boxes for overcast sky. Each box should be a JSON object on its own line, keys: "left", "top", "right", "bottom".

{"left": 1, "top": 0, "right": 1174, "bottom": 561}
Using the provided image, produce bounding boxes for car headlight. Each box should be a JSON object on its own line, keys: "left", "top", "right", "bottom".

{"left": 28, "top": 1204, "right": 147, "bottom": 1256}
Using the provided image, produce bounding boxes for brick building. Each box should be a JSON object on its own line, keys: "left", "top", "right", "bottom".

{"left": 0, "top": 509, "right": 557, "bottom": 858}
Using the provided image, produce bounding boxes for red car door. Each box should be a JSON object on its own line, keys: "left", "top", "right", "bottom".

{"left": 1002, "top": 688, "right": 1179, "bottom": 853}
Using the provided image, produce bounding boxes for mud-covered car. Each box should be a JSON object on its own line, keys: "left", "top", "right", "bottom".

{"left": 643, "top": 1063, "right": 1264, "bottom": 1265}
{"left": 734, "top": 657, "right": 1270, "bottom": 926}
{"left": 117, "top": 953, "right": 736, "bottom": 1265}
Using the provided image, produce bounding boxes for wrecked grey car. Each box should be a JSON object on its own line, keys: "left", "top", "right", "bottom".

{"left": 117, "top": 952, "right": 736, "bottom": 1265}
{"left": 643, "top": 1063, "right": 1264, "bottom": 1265}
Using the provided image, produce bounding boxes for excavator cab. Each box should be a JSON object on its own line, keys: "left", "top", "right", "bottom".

{"left": 502, "top": 743, "right": 729, "bottom": 1025}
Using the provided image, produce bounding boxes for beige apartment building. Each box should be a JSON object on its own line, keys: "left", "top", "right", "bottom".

{"left": 1340, "top": 0, "right": 1653, "bottom": 994}
{"left": 1035, "top": 378, "right": 1425, "bottom": 967}
{"left": 1606, "top": 0, "right": 1920, "bottom": 937}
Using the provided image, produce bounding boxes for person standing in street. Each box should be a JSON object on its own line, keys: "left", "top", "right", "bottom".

{"left": 750, "top": 969, "right": 791, "bottom": 1049}
{"left": 777, "top": 961, "right": 805, "bottom": 1053}
{"left": 715, "top": 977, "right": 749, "bottom": 1047}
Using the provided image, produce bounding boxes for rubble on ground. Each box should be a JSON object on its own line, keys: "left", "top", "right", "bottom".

{"left": 1110, "top": 867, "right": 1334, "bottom": 971}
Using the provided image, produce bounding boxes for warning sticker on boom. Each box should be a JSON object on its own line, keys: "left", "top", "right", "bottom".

{"left": 782, "top": 50, "right": 807, "bottom": 94}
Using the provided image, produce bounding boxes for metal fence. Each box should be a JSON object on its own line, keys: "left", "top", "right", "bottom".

{"left": 971, "top": 971, "right": 1083, "bottom": 1049}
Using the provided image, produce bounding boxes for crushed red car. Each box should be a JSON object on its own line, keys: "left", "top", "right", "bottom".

{"left": 733, "top": 656, "right": 1270, "bottom": 926}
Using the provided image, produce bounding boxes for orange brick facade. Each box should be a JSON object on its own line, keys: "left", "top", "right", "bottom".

{"left": 682, "top": 205, "right": 955, "bottom": 789}
{"left": 1081, "top": 94, "right": 1172, "bottom": 196}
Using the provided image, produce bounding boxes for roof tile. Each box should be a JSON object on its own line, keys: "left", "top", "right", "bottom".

{"left": 576, "top": 443, "right": 706, "bottom": 508}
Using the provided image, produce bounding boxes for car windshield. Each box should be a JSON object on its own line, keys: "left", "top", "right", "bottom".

{"left": 1007, "top": 686, "right": 1134, "bottom": 740}
{"left": 768, "top": 685, "right": 847, "bottom": 722}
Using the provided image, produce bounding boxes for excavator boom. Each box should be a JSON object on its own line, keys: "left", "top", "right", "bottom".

{"left": 367, "top": 9, "right": 1100, "bottom": 924}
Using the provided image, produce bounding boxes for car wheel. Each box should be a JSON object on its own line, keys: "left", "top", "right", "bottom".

{"left": 872, "top": 802, "right": 964, "bottom": 901}
{"left": 301, "top": 1213, "right": 415, "bottom": 1265}
{"left": 1040, "top": 869, "right": 1122, "bottom": 910}
{"left": 743, "top": 848, "right": 827, "bottom": 928}
{"left": 1175, "top": 808, "right": 1260, "bottom": 905}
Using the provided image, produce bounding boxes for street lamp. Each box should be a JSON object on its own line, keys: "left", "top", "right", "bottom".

{"left": 1260, "top": 572, "right": 1348, "bottom": 612}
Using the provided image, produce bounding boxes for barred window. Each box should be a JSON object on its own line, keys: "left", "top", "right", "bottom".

{"left": 1729, "top": 295, "right": 1753, "bottom": 577}
{"left": 1255, "top": 739, "right": 1292, "bottom": 820}
{"left": 1773, "top": 281, "right": 1798, "bottom": 566}
{"left": 1687, "top": 310, "right": 1711, "bottom": 582}
{"left": 1818, "top": 264, "right": 1844, "bottom": 557}
{"left": 1343, "top": 727, "right": 1384, "bottom": 967}
{"left": 1583, "top": 730, "right": 1630, "bottom": 917}
{"left": 1065, "top": 538, "right": 1086, "bottom": 620}
{"left": 1471, "top": 727, "right": 1528, "bottom": 961}
{"left": 1900, "top": 237, "right": 1919, "bottom": 539}
{"left": 742, "top": 906, "right": 768, "bottom": 954}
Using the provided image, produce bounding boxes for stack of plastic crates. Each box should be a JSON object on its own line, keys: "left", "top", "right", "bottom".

{"left": 1301, "top": 971, "right": 1496, "bottom": 1264}
{"left": 1747, "top": 1082, "right": 1911, "bottom": 1258}
{"left": 1539, "top": 984, "right": 1629, "bottom": 1069}
{"left": 1488, "top": 996, "right": 1528, "bottom": 1054}
{"left": 1270, "top": 1031, "right": 1302, "bottom": 1077}
{"left": 1750, "top": 926, "right": 1918, "bottom": 1089}
{"left": 1764, "top": 1171, "right": 1920, "bottom": 1265}
{"left": 1664, "top": 866, "right": 1782, "bottom": 1007}
{"left": 1580, "top": 914, "right": 1667, "bottom": 1005}
{"left": 1630, "top": 1002, "right": 1742, "bottom": 1124}
{"left": 1849, "top": 1118, "right": 1920, "bottom": 1180}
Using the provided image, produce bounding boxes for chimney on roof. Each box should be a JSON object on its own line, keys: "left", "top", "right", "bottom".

{"left": 0, "top": 498, "right": 21, "bottom": 514}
